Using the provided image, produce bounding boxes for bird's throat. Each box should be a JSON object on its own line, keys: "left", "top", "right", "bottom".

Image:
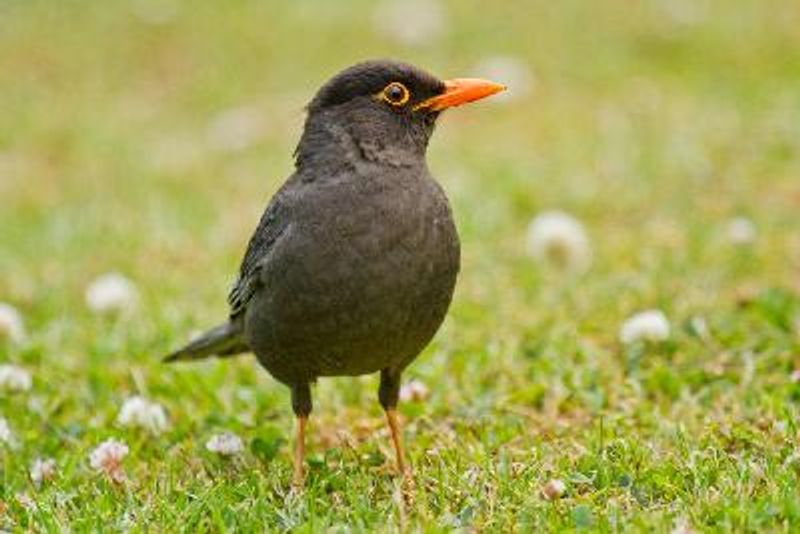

{"left": 295, "top": 102, "right": 431, "bottom": 171}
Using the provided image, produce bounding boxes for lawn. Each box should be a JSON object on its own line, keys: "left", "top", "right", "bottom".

{"left": 2, "top": 0, "right": 800, "bottom": 531}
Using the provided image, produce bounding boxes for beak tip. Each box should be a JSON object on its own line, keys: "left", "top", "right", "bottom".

{"left": 419, "top": 78, "right": 508, "bottom": 111}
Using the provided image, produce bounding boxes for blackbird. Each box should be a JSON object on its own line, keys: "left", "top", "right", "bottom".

{"left": 165, "top": 60, "right": 504, "bottom": 484}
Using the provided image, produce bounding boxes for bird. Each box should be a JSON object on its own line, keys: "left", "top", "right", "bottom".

{"left": 165, "top": 59, "right": 504, "bottom": 485}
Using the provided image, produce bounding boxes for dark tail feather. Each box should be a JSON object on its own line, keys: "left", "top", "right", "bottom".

{"left": 164, "top": 322, "right": 249, "bottom": 362}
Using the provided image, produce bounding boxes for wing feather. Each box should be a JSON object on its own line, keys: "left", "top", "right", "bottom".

{"left": 227, "top": 178, "right": 297, "bottom": 317}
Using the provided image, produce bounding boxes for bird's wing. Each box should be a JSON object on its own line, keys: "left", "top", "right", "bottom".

{"left": 227, "top": 179, "right": 296, "bottom": 318}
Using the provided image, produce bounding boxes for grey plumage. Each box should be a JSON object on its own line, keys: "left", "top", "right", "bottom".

{"left": 168, "top": 61, "right": 459, "bottom": 403}
{"left": 164, "top": 60, "right": 503, "bottom": 481}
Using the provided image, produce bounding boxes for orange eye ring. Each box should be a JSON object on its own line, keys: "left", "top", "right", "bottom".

{"left": 380, "top": 82, "right": 410, "bottom": 107}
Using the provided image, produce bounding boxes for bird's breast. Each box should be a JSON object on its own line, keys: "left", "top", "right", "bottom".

{"left": 248, "top": 172, "right": 459, "bottom": 382}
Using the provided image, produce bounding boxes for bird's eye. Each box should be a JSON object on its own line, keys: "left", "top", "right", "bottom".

{"left": 380, "top": 82, "right": 410, "bottom": 106}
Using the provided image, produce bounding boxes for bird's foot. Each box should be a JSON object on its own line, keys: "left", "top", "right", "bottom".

{"left": 291, "top": 467, "right": 305, "bottom": 490}
{"left": 399, "top": 468, "right": 416, "bottom": 508}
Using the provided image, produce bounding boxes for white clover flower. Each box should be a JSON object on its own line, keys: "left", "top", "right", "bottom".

{"left": 373, "top": 0, "right": 446, "bottom": 46}
{"left": 0, "top": 302, "right": 26, "bottom": 344}
{"left": 85, "top": 273, "right": 138, "bottom": 314}
{"left": 726, "top": 217, "right": 757, "bottom": 245}
{"left": 0, "top": 364, "right": 32, "bottom": 392}
{"left": 472, "top": 55, "right": 534, "bottom": 102}
{"left": 526, "top": 211, "right": 592, "bottom": 272}
{"left": 206, "top": 432, "right": 245, "bottom": 456}
{"left": 89, "top": 439, "right": 129, "bottom": 481}
{"left": 542, "top": 478, "right": 566, "bottom": 500}
{"left": 790, "top": 369, "right": 800, "bottom": 384}
{"left": 399, "top": 379, "right": 430, "bottom": 403}
{"left": 206, "top": 106, "right": 265, "bottom": 153}
{"left": 117, "top": 396, "right": 169, "bottom": 434}
{"left": 688, "top": 316, "right": 709, "bottom": 339}
{"left": 0, "top": 417, "right": 13, "bottom": 444}
{"left": 620, "top": 310, "right": 671, "bottom": 344}
{"left": 30, "top": 458, "right": 57, "bottom": 486}
{"left": 15, "top": 493, "right": 37, "bottom": 511}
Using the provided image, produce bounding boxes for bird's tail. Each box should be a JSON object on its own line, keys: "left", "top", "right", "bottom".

{"left": 163, "top": 321, "right": 249, "bottom": 362}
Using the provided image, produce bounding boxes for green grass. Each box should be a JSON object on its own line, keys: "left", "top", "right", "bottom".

{"left": 2, "top": 0, "right": 800, "bottom": 531}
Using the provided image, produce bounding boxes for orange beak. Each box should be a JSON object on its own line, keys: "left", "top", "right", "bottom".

{"left": 414, "top": 78, "right": 506, "bottom": 111}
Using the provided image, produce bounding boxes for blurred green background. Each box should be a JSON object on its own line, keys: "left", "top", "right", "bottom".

{"left": 2, "top": 0, "right": 800, "bottom": 530}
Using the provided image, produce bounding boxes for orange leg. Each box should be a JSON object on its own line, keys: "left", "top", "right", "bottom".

{"left": 385, "top": 408, "right": 410, "bottom": 477}
{"left": 292, "top": 416, "right": 307, "bottom": 487}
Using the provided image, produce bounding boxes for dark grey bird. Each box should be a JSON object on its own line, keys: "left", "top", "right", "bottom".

{"left": 165, "top": 59, "right": 504, "bottom": 485}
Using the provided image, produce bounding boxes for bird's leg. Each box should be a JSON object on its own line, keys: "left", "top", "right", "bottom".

{"left": 379, "top": 369, "right": 410, "bottom": 477}
{"left": 291, "top": 383, "right": 312, "bottom": 487}
{"left": 292, "top": 416, "right": 307, "bottom": 487}
{"left": 385, "top": 408, "right": 407, "bottom": 475}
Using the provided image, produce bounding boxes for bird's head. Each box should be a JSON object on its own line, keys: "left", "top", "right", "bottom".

{"left": 296, "top": 60, "right": 505, "bottom": 167}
